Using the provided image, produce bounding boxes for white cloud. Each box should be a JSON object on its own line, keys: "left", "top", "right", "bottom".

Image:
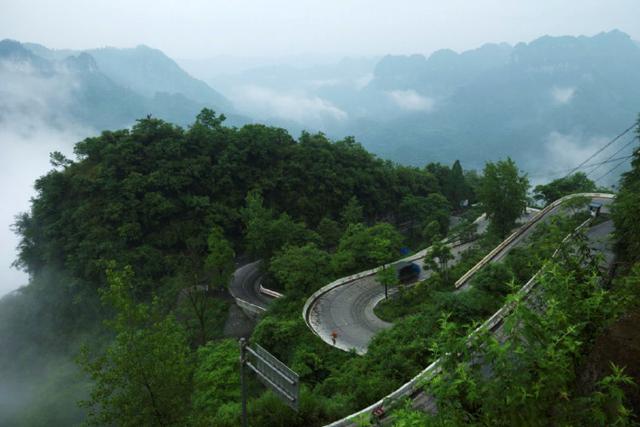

{"left": 0, "top": 61, "right": 93, "bottom": 296}
{"left": 354, "top": 73, "right": 373, "bottom": 90}
{"left": 307, "top": 78, "right": 342, "bottom": 89}
{"left": 551, "top": 86, "right": 575, "bottom": 104}
{"left": 231, "top": 85, "right": 348, "bottom": 125}
{"left": 387, "top": 89, "right": 435, "bottom": 112}
{"left": 531, "top": 131, "right": 616, "bottom": 186}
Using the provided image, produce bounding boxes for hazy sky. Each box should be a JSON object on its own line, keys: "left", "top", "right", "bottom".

{"left": 1, "top": 0, "right": 639, "bottom": 59}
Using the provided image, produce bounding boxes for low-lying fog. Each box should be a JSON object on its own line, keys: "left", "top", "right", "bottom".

{"left": 0, "top": 62, "right": 92, "bottom": 297}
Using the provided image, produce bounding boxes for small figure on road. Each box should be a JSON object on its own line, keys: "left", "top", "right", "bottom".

{"left": 330, "top": 330, "right": 338, "bottom": 346}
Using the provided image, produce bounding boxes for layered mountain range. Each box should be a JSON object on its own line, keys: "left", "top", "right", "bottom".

{"left": 2, "top": 30, "right": 639, "bottom": 177}
{"left": 347, "top": 30, "right": 640, "bottom": 171}
{"left": 0, "top": 39, "right": 243, "bottom": 131}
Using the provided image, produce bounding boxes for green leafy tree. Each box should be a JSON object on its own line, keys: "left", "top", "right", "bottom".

{"left": 242, "top": 191, "right": 317, "bottom": 260}
{"left": 316, "top": 216, "right": 342, "bottom": 249}
{"left": 205, "top": 226, "right": 235, "bottom": 290}
{"left": 372, "top": 234, "right": 403, "bottom": 299}
{"left": 399, "top": 194, "right": 429, "bottom": 239}
{"left": 425, "top": 240, "right": 453, "bottom": 282}
{"left": 190, "top": 339, "right": 241, "bottom": 426}
{"left": 78, "top": 266, "right": 192, "bottom": 426}
{"left": 449, "top": 159, "right": 468, "bottom": 209}
{"left": 479, "top": 157, "right": 529, "bottom": 238}
{"left": 270, "top": 244, "right": 332, "bottom": 296}
{"left": 424, "top": 193, "right": 451, "bottom": 235}
{"left": 376, "top": 264, "right": 399, "bottom": 299}
{"left": 341, "top": 196, "right": 364, "bottom": 226}
{"left": 332, "top": 223, "right": 403, "bottom": 274}
{"left": 421, "top": 220, "right": 441, "bottom": 247}
{"left": 177, "top": 225, "right": 234, "bottom": 345}
{"left": 533, "top": 172, "right": 597, "bottom": 204}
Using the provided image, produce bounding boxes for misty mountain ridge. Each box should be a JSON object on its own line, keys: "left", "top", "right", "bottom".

{"left": 0, "top": 39, "right": 242, "bottom": 131}
{"left": 176, "top": 30, "right": 639, "bottom": 180}
{"left": 336, "top": 30, "right": 640, "bottom": 177}
{"left": 2, "top": 30, "right": 639, "bottom": 181}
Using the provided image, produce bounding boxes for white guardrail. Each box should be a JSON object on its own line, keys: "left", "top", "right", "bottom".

{"left": 302, "top": 213, "right": 490, "bottom": 334}
{"left": 454, "top": 192, "right": 613, "bottom": 288}
{"left": 316, "top": 193, "right": 614, "bottom": 427}
{"left": 234, "top": 297, "right": 266, "bottom": 316}
{"left": 259, "top": 282, "right": 284, "bottom": 299}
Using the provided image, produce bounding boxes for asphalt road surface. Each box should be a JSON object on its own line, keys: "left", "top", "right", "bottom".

{"left": 228, "top": 260, "right": 273, "bottom": 310}
{"left": 306, "top": 209, "right": 539, "bottom": 354}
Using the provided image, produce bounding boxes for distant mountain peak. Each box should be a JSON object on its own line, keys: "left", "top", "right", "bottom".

{"left": 63, "top": 52, "right": 99, "bottom": 73}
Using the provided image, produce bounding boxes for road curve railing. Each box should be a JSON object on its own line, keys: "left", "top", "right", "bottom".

{"left": 454, "top": 192, "right": 613, "bottom": 288}
{"left": 302, "top": 235, "right": 475, "bottom": 340}
{"left": 317, "top": 193, "right": 614, "bottom": 427}
{"left": 302, "top": 210, "right": 507, "bottom": 347}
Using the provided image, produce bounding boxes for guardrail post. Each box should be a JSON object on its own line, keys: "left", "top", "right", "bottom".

{"left": 239, "top": 338, "right": 248, "bottom": 427}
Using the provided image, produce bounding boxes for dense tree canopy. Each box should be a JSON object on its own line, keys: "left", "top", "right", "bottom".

{"left": 478, "top": 158, "right": 530, "bottom": 238}
{"left": 533, "top": 172, "right": 597, "bottom": 204}
{"left": 14, "top": 110, "right": 441, "bottom": 299}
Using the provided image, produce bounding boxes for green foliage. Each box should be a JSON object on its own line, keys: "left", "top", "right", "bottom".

{"left": 316, "top": 217, "right": 342, "bottom": 249}
{"left": 176, "top": 289, "right": 229, "bottom": 346}
{"left": 426, "top": 239, "right": 454, "bottom": 281}
{"left": 425, "top": 160, "right": 474, "bottom": 210}
{"left": 341, "top": 196, "right": 364, "bottom": 226}
{"left": 421, "top": 219, "right": 441, "bottom": 246}
{"left": 270, "top": 244, "right": 332, "bottom": 296}
{"left": 190, "top": 339, "right": 240, "bottom": 426}
{"left": 242, "top": 191, "right": 318, "bottom": 260}
{"left": 205, "top": 226, "right": 235, "bottom": 290}
{"left": 332, "top": 223, "right": 403, "bottom": 274}
{"left": 479, "top": 157, "right": 530, "bottom": 238}
{"left": 78, "top": 266, "right": 192, "bottom": 426}
{"left": 411, "top": 241, "right": 639, "bottom": 426}
{"left": 376, "top": 265, "right": 399, "bottom": 299}
{"left": 533, "top": 172, "right": 597, "bottom": 204}
{"left": 612, "top": 121, "right": 640, "bottom": 265}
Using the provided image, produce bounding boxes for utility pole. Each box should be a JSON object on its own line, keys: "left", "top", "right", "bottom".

{"left": 239, "top": 338, "right": 248, "bottom": 427}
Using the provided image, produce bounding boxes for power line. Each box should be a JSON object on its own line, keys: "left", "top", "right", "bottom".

{"left": 585, "top": 135, "right": 639, "bottom": 177}
{"left": 529, "top": 145, "right": 636, "bottom": 180}
{"left": 564, "top": 122, "right": 638, "bottom": 178}
{"left": 593, "top": 150, "right": 639, "bottom": 183}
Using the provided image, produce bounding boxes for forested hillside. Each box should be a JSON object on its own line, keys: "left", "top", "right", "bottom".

{"left": 2, "top": 109, "right": 638, "bottom": 426}
{"left": 1, "top": 109, "right": 463, "bottom": 425}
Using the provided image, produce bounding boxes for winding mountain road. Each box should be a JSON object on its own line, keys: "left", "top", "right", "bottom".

{"left": 228, "top": 261, "right": 273, "bottom": 313}
{"left": 315, "top": 193, "right": 615, "bottom": 427}
{"left": 304, "top": 208, "right": 540, "bottom": 354}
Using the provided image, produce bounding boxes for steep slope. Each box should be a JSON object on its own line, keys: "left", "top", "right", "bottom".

{"left": 85, "top": 45, "right": 233, "bottom": 111}
{"left": 2, "top": 40, "right": 243, "bottom": 131}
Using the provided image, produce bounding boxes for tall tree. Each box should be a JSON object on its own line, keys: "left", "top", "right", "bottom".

{"left": 479, "top": 158, "right": 529, "bottom": 238}
{"left": 332, "top": 223, "right": 403, "bottom": 275}
{"left": 428, "top": 240, "right": 454, "bottom": 282}
{"left": 270, "top": 243, "right": 331, "bottom": 296}
{"left": 205, "top": 226, "right": 235, "bottom": 291}
{"left": 180, "top": 226, "right": 235, "bottom": 345}
{"left": 242, "top": 191, "right": 317, "bottom": 260}
{"left": 79, "top": 266, "right": 192, "bottom": 426}
{"left": 449, "top": 160, "right": 467, "bottom": 210}
{"left": 341, "top": 196, "right": 364, "bottom": 226}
